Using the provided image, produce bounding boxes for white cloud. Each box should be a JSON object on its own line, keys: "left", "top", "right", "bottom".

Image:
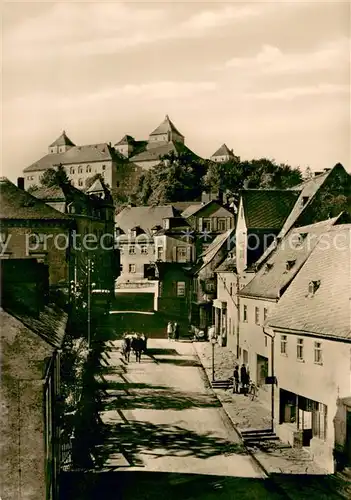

{"left": 225, "top": 38, "right": 350, "bottom": 75}
{"left": 251, "top": 83, "right": 350, "bottom": 100}
{"left": 3, "top": 2, "right": 264, "bottom": 61}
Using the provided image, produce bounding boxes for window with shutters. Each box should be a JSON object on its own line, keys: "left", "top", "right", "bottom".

{"left": 176, "top": 281, "right": 186, "bottom": 297}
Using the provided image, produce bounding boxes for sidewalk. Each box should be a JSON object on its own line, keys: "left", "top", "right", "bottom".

{"left": 193, "top": 342, "right": 327, "bottom": 475}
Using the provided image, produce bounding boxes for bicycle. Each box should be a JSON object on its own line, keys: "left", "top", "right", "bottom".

{"left": 248, "top": 381, "right": 259, "bottom": 401}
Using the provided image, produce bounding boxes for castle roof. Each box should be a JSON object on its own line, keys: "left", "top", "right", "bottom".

{"left": 211, "top": 144, "right": 234, "bottom": 158}
{"left": 23, "top": 143, "right": 115, "bottom": 172}
{"left": 129, "top": 141, "right": 193, "bottom": 163}
{"left": 49, "top": 130, "right": 75, "bottom": 148}
{"left": 149, "top": 115, "right": 184, "bottom": 138}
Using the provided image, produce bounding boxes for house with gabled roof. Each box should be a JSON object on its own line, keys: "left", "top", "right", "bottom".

{"left": 0, "top": 177, "right": 73, "bottom": 287}
{"left": 265, "top": 224, "right": 351, "bottom": 472}
{"left": 210, "top": 144, "right": 236, "bottom": 163}
{"left": 237, "top": 216, "right": 341, "bottom": 409}
{"left": 256, "top": 163, "right": 351, "bottom": 269}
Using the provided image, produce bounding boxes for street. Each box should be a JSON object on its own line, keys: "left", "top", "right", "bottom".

{"left": 61, "top": 338, "right": 288, "bottom": 499}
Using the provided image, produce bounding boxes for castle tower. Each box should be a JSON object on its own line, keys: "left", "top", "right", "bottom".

{"left": 48, "top": 131, "right": 75, "bottom": 154}
{"left": 147, "top": 115, "right": 185, "bottom": 149}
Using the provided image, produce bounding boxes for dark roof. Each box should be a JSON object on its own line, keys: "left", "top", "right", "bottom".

{"left": 198, "top": 228, "right": 236, "bottom": 271}
{"left": 115, "top": 205, "right": 180, "bottom": 236}
{"left": 267, "top": 225, "right": 351, "bottom": 339}
{"left": 255, "top": 165, "right": 344, "bottom": 266}
{"left": 149, "top": 115, "right": 184, "bottom": 138}
{"left": 1, "top": 304, "right": 67, "bottom": 382}
{"left": 215, "top": 257, "right": 237, "bottom": 273}
{"left": 181, "top": 202, "right": 206, "bottom": 218}
{"left": 241, "top": 189, "right": 300, "bottom": 229}
{"left": 211, "top": 144, "right": 234, "bottom": 157}
{"left": 0, "top": 178, "right": 71, "bottom": 221}
{"left": 24, "top": 143, "right": 115, "bottom": 172}
{"left": 49, "top": 130, "right": 76, "bottom": 147}
{"left": 129, "top": 140, "right": 194, "bottom": 163}
{"left": 114, "top": 135, "right": 135, "bottom": 146}
{"left": 239, "top": 217, "right": 340, "bottom": 299}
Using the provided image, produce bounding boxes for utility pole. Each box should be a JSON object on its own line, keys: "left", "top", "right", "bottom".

{"left": 87, "top": 256, "right": 91, "bottom": 348}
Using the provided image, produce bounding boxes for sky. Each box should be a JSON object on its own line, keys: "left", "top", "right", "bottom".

{"left": 2, "top": 1, "right": 350, "bottom": 181}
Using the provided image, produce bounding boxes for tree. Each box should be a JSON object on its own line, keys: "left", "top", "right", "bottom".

{"left": 204, "top": 157, "right": 302, "bottom": 198}
{"left": 27, "top": 184, "right": 40, "bottom": 194}
{"left": 136, "top": 151, "right": 209, "bottom": 205}
{"left": 39, "top": 164, "right": 70, "bottom": 187}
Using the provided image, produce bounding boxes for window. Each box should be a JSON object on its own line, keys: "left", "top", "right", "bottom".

{"left": 206, "top": 281, "right": 215, "bottom": 292}
{"left": 129, "top": 245, "right": 135, "bottom": 255}
{"left": 297, "top": 338, "right": 304, "bottom": 360}
{"left": 286, "top": 260, "right": 296, "bottom": 271}
{"left": 265, "top": 336, "right": 268, "bottom": 347}
{"left": 203, "top": 218, "right": 212, "bottom": 231}
{"left": 131, "top": 229, "right": 137, "bottom": 238}
{"left": 176, "top": 281, "right": 186, "bottom": 297}
{"left": 86, "top": 165, "right": 92, "bottom": 173}
{"left": 280, "top": 335, "right": 287, "bottom": 354}
{"left": 314, "top": 341, "right": 323, "bottom": 364}
{"left": 102, "top": 165, "right": 106, "bottom": 170}
{"left": 78, "top": 178, "right": 83, "bottom": 187}
{"left": 308, "top": 280, "right": 321, "bottom": 296}
{"left": 255, "top": 307, "right": 260, "bottom": 325}
{"left": 129, "top": 264, "right": 136, "bottom": 273}
{"left": 70, "top": 167, "right": 75, "bottom": 174}
{"left": 78, "top": 166, "right": 83, "bottom": 173}
{"left": 263, "top": 308, "right": 268, "bottom": 322}
{"left": 157, "top": 246, "right": 163, "bottom": 260}
{"left": 176, "top": 246, "right": 187, "bottom": 263}
{"left": 217, "top": 218, "right": 226, "bottom": 232}
{"left": 243, "top": 305, "right": 248, "bottom": 322}
{"left": 140, "top": 245, "right": 148, "bottom": 254}
{"left": 229, "top": 283, "right": 233, "bottom": 296}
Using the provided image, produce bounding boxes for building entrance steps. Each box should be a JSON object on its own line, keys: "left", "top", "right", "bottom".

{"left": 240, "top": 429, "right": 279, "bottom": 445}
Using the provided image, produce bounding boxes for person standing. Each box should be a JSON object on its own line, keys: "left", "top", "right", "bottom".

{"left": 174, "top": 322, "right": 180, "bottom": 341}
{"left": 167, "top": 321, "right": 173, "bottom": 340}
{"left": 233, "top": 365, "right": 239, "bottom": 394}
{"left": 240, "top": 363, "right": 248, "bottom": 394}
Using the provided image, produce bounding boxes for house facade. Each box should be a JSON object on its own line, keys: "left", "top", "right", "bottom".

{"left": 1, "top": 259, "right": 67, "bottom": 500}
{"left": 0, "top": 177, "right": 72, "bottom": 287}
{"left": 267, "top": 225, "right": 351, "bottom": 472}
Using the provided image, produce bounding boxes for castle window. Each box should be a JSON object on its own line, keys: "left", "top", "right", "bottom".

{"left": 78, "top": 166, "right": 83, "bottom": 173}
{"left": 78, "top": 178, "right": 83, "bottom": 187}
{"left": 86, "top": 165, "right": 92, "bottom": 173}
{"left": 102, "top": 165, "right": 106, "bottom": 170}
{"left": 70, "top": 167, "right": 75, "bottom": 174}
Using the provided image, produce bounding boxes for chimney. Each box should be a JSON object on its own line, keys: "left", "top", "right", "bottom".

{"left": 17, "top": 177, "right": 25, "bottom": 190}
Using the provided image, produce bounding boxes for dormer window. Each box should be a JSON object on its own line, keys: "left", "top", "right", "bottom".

{"left": 302, "top": 196, "right": 309, "bottom": 206}
{"left": 264, "top": 262, "right": 274, "bottom": 273}
{"left": 308, "top": 280, "right": 321, "bottom": 296}
{"left": 286, "top": 260, "right": 296, "bottom": 271}
{"left": 294, "top": 232, "right": 308, "bottom": 247}
{"left": 131, "top": 229, "right": 137, "bottom": 238}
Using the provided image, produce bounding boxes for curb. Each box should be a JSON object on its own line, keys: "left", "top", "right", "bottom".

{"left": 191, "top": 342, "right": 270, "bottom": 479}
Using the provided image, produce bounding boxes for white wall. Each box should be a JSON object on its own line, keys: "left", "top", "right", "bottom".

{"left": 235, "top": 198, "right": 247, "bottom": 274}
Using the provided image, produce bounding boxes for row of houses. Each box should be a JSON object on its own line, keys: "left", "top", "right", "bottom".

{"left": 114, "top": 162, "right": 351, "bottom": 471}
{"left": 0, "top": 176, "right": 119, "bottom": 499}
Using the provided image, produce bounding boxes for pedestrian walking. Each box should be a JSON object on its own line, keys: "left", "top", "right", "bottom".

{"left": 167, "top": 321, "right": 173, "bottom": 340}
{"left": 174, "top": 322, "right": 180, "bottom": 341}
{"left": 240, "top": 363, "right": 248, "bottom": 395}
{"left": 233, "top": 365, "right": 239, "bottom": 394}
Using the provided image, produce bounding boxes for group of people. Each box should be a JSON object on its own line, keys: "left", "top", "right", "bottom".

{"left": 233, "top": 363, "right": 250, "bottom": 394}
{"left": 167, "top": 321, "right": 180, "bottom": 341}
{"left": 122, "top": 332, "right": 147, "bottom": 363}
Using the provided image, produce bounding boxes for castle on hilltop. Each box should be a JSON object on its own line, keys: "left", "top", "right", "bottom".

{"left": 22, "top": 115, "right": 235, "bottom": 198}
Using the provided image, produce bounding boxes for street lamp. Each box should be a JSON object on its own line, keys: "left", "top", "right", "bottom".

{"left": 211, "top": 336, "right": 217, "bottom": 382}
